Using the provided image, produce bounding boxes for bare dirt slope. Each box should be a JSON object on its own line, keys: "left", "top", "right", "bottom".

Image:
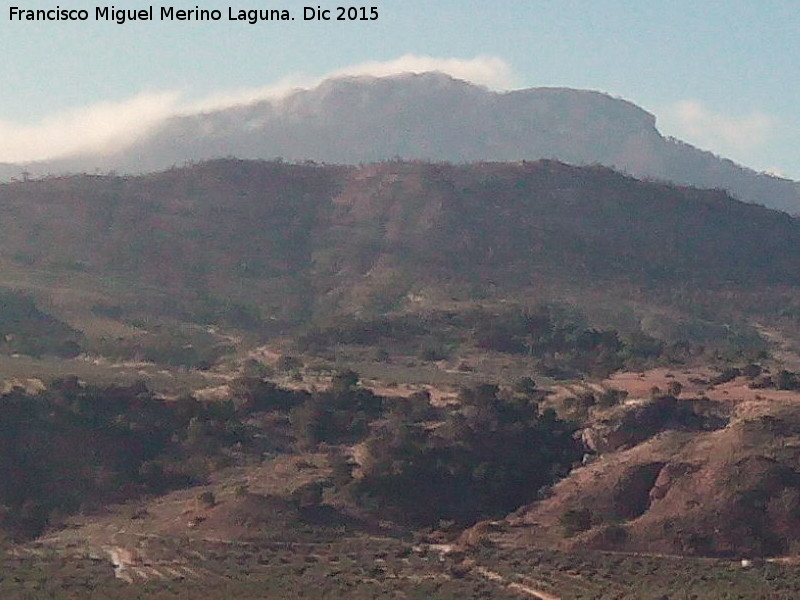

{"left": 493, "top": 381, "right": 800, "bottom": 558}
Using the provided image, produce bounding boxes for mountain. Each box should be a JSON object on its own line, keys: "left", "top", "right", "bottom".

{"left": 1, "top": 158, "right": 799, "bottom": 349}
{"left": 8, "top": 73, "right": 800, "bottom": 212}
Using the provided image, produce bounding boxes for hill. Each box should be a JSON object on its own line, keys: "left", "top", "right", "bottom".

{"left": 7, "top": 370, "right": 800, "bottom": 599}
{"left": 0, "top": 152, "right": 800, "bottom": 591}
{"left": 0, "top": 159, "right": 798, "bottom": 368}
{"left": 5, "top": 73, "right": 799, "bottom": 212}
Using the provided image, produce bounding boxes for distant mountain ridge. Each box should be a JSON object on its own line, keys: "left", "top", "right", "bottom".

{"left": 2, "top": 72, "right": 799, "bottom": 212}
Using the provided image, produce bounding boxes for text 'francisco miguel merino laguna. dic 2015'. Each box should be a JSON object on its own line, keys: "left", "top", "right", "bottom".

{"left": 8, "top": 6, "right": 379, "bottom": 24}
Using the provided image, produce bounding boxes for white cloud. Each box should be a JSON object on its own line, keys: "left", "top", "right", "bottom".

{"left": 184, "top": 75, "right": 314, "bottom": 114}
{"left": 1, "top": 55, "right": 516, "bottom": 164}
{"left": 660, "top": 99, "right": 777, "bottom": 157}
{"left": 0, "top": 92, "right": 181, "bottom": 163}
{"left": 186, "top": 55, "right": 516, "bottom": 114}
{"left": 764, "top": 166, "right": 786, "bottom": 178}
{"left": 326, "top": 54, "right": 517, "bottom": 90}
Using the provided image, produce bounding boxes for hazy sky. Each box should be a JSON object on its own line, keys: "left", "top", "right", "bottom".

{"left": 2, "top": 0, "right": 798, "bottom": 177}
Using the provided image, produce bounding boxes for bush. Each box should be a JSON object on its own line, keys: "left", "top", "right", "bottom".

{"left": 291, "top": 482, "right": 323, "bottom": 509}
{"left": 597, "top": 524, "right": 629, "bottom": 547}
{"left": 290, "top": 377, "right": 384, "bottom": 449}
{"left": 597, "top": 388, "right": 628, "bottom": 408}
{"left": 710, "top": 368, "right": 741, "bottom": 386}
{"left": 231, "top": 376, "right": 303, "bottom": 412}
{"left": 277, "top": 355, "right": 303, "bottom": 372}
{"left": 741, "top": 363, "right": 763, "bottom": 379}
{"left": 775, "top": 370, "right": 800, "bottom": 391}
{"left": 667, "top": 381, "right": 683, "bottom": 398}
{"left": 197, "top": 491, "right": 216, "bottom": 508}
{"left": 513, "top": 377, "right": 537, "bottom": 395}
{"left": 560, "top": 508, "right": 593, "bottom": 537}
{"left": 349, "top": 383, "right": 581, "bottom": 525}
{"left": 419, "top": 345, "right": 448, "bottom": 362}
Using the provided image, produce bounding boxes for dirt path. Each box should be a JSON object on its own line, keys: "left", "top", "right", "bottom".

{"left": 755, "top": 324, "right": 800, "bottom": 371}
{"left": 105, "top": 545, "right": 210, "bottom": 583}
{"left": 425, "top": 543, "right": 562, "bottom": 599}
{"left": 475, "top": 566, "right": 561, "bottom": 600}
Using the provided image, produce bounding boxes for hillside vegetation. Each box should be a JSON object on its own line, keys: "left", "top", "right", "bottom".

{"left": 0, "top": 159, "right": 798, "bottom": 354}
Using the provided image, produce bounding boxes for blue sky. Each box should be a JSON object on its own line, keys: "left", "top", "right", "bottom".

{"left": 1, "top": 0, "right": 798, "bottom": 177}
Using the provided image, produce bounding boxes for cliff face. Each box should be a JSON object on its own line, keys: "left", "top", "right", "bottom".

{"left": 8, "top": 73, "right": 799, "bottom": 212}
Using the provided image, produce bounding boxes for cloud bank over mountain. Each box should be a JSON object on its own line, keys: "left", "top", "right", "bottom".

{"left": 0, "top": 92, "right": 181, "bottom": 163}
{"left": 0, "top": 55, "right": 513, "bottom": 163}
{"left": 2, "top": 63, "right": 798, "bottom": 213}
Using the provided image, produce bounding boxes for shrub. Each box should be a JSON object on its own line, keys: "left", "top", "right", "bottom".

{"left": 741, "top": 363, "right": 763, "bottom": 379}
{"left": 197, "top": 491, "right": 216, "bottom": 508}
{"left": 419, "top": 345, "right": 448, "bottom": 362}
{"left": 597, "top": 388, "right": 628, "bottom": 408}
{"left": 667, "top": 381, "right": 683, "bottom": 398}
{"left": 513, "top": 377, "right": 537, "bottom": 395}
{"left": 349, "top": 383, "right": 581, "bottom": 525}
{"left": 277, "top": 355, "right": 303, "bottom": 372}
{"left": 710, "top": 368, "right": 741, "bottom": 386}
{"left": 775, "top": 370, "right": 800, "bottom": 391}
{"left": 291, "top": 482, "right": 324, "bottom": 509}
{"left": 560, "top": 508, "right": 593, "bottom": 537}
